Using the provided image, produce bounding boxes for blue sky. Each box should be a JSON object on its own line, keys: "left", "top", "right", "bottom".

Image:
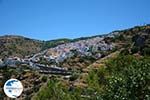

{"left": 0, "top": 0, "right": 149, "bottom": 40}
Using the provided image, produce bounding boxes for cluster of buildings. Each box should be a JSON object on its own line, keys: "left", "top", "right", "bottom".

{"left": 43, "top": 36, "right": 114, "bottom": 63}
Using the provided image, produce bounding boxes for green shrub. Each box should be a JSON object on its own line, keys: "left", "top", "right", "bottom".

{"left": 113, "top": 34, "right": 125, "bottom": 41}
{"left": 102, "top": 55, "right": 150, "bottom": 100}
{"left": 34, "top": 79, "right": 83, "bottom": 100}
{"left": 131, "top": 46, "right": 140, "bottom": 54}
{"left": 69, "top": 73, "right": 79, "bottom": 81}
{"left": 34, "top": 55, "right": 150, "bottom": 100}
{"left": 120, "top": 48, "right": 130, "bottom": 55}
{"left": 85, "top": 55, "right": 150, "bottom": 100}
{"left": 41, "top": 76, "right": 47, "bottom": 82}
{"left": 142, "top": 47, "right": 150, "bottom": 56}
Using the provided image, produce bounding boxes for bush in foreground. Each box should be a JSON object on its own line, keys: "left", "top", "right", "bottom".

{"left": 33, "top": 55, "right": 150, "bottom": 100}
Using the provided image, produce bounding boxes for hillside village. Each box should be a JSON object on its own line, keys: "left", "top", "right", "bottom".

{"left": 1, "top": 25, "right": 150, "bottom": 74}
{"left": 0, "top": 33, "right": 115, "bottom": 73}
{"left": 0, "top": 31, "right": 117, "bottom": 99}
{"left": 0, "top": 25, "right": 150, "bottom": 99}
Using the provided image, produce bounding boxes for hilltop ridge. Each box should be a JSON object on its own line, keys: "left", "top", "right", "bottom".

{"left": 0, "top": 24, "right": 150, "bottom": 58}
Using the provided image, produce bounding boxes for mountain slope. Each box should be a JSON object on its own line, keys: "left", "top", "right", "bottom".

{"left": 0, "top": 36, "right": 72, "bottom": 58}
{"left": 0, "top": 35, "right": 43, "bottom": 58}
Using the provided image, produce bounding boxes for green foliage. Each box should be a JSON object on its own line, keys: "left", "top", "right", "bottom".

{"left": 42, "top": 39, "right": 71, "bottom": 50}
{"left": 87, "top": 69, "right": 100, "bottom": 90}
{"left": 131, "top": 46, "right": 140, "bottom": 54}
{"left": 120, "top": 48, "right": 130, "bottom": 55}
{"left": 117, "top": 34, "right": 125, "bottom": 41}
{"left": 69, "top": 73, "right": 79, "bottom": 81}
{"left": 41, "top": 76, "right": 47, "bottom": 82}
{"left": 34, "top": 55, "right": 150, "bottom": 100}
{"left": 34, "top": 79, "right": 83, "bottom": 100}
{"left": 102, "top": 55, "right": 150, "bottom": 100}
{"left": 113, "top": 34, "right": 125, "bottom": 42}
{"left": 142, "top": 47, "right": 150, "bottom": 56}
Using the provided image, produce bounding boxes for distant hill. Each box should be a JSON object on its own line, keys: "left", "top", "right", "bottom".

{"left": 0, "top": 35, "right": 43, "bottom": 58}
{"left": 42, "top": 38, "right": 72, "bottom": 50}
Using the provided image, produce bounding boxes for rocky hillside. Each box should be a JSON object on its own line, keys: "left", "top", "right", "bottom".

{"left": 0, "top": 35, "right": 43, "bottom": 58}
{"left": 0, "top": 36, "right": 72, "bottom": 58}
{"left": 112, "top": 25, "right": 150, "bottom": 55}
